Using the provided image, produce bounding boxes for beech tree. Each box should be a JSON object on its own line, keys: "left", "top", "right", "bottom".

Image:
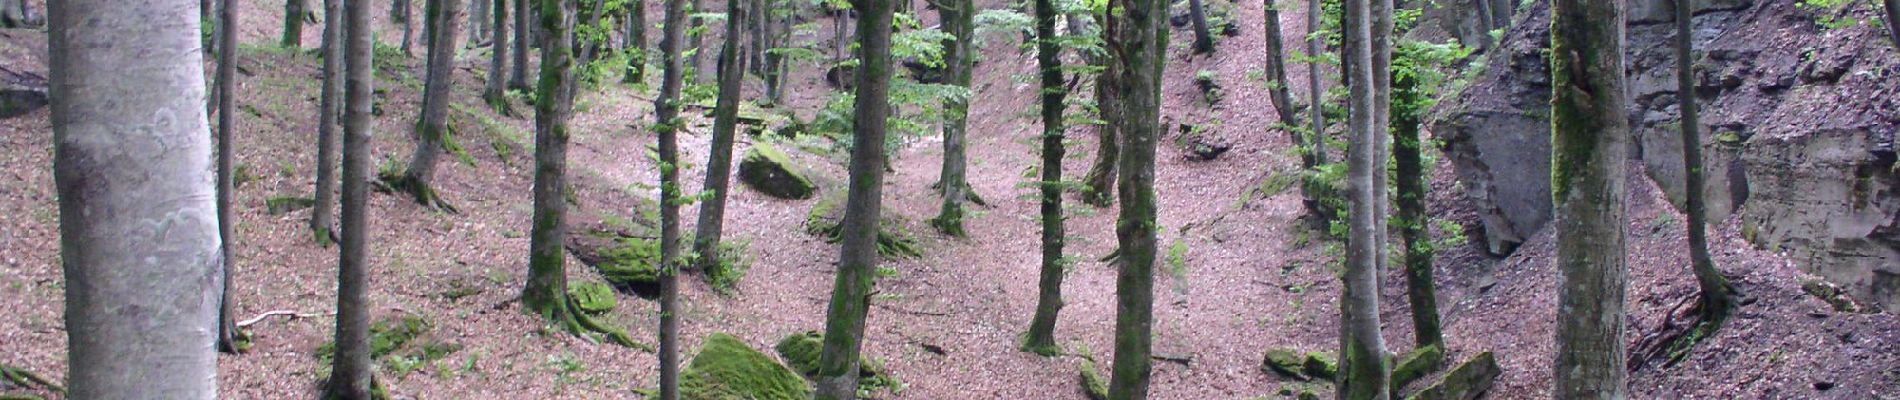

{"left": 1080, "top": 10, "right": 1120, "bottom": 208}
{"left": 485, "top": 0, "right": 512, "bottom": 112}
{"left": 510, "top": 0, "right": 532, "bottom": 89}
{"left": 928, "top": 0, "right": 975, "bottom": 236}
{"left": 654, "top": 0, "right": 690, "bottom": 394}
{"left": 50, "top": 0, "right": 221, "bottom": 396}
{"left": 813, "top": 0, "right": 894, "bottom": 395}
{"left": 1187, "top": 0, "right": 1213, "bottom": 54}
{"left": 1550, "top": 0, "right": 1632, "bottom": 396}
{"left": 324, "top": 0, "right": 381, "bottom": 395}
{"left": 623, "top": 0, "right": 648, "bottom": 84}
{"left": 1338, "top": 0, "right": 1390, "bottom": 396}
{"left": 1022, "top": 0, "right": 1068, "bottom": 355}
{"left": 397, "top": 0, "right": 467, "bottom": 211}
{"left": 214, "top": 0, "right": 247, "bottom": 354}
{"left": 1106, "top": 0, "right": 1166, "bottom": 396}
{"left": 691, "top": 0, "right": 748, "bottom": 272}
{"left": 285, "top": 0, "right": 309, "bottom": 47}
{"left": 313, "top": 0, "right": 346, "bottom": 243}
{"left": 1261, "top": 0, "right": 1324, "bottom": 216}
{"left": 1393, "top": 45, "right": 1441, "bottom": 350}
{"left": 1886, "top": 0, "right": 1899, "bottom": 48}
{"left": 1673, "top": 0, "right": 1735, "bottom": 330}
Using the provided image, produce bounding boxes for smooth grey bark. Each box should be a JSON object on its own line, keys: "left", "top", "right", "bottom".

{"left": 655, "top": 0, "right": 688, "bottom": 394}
{"left": 400, "top": 0, "right": 416, "bottom": 55}
{"left": 285, "top": 0, "right": 309, "bottom": 47}
{"left": 1022, "top": 0, "right": 1068, "bottom": 355}
{"left": 1674, "top": 0, "right": 1733, "bottom": 328}
{"left": 470, "top": 0, "right": 490, "bottom": 45}
{"left": 1081, "top": 18, "right": 1120, "bottom": 208}
{"left": 50, "top": 0, "right": 221, "bottom": 396}
{"left": 313, "top": 0, "right": 345, "bottom": 243}
{"left": 1107, "top": 0, "right": 1165, "bottom": 396}
{"left": 1339, "top": 0, "right": 1389, "bottom": 397}
{"left": 813, "top": 0, "right": 893, "bottom": 394}
{"left": 485, "top": 0, "right": 511, "bottom": 111}
{"left": 689, "top": 0, "right": 708, "bottom": 83}
{"left": 691, "top": 0, "right": 747, "bottom": 273}
{"left": 1304, "top": 0, "right": 1329, "bottom": 213}
{"left": 214, "top": 0, "right": 245, "bottom": 355}
{"left": 1371, "top": 0, "right": 1392, "bottom": 277}
{"left": 1549, "top": 0, "right": 1631, "bottom": 397}
{"left": 929, "top": 0, "right": 974, "bottom": 236}
{"left": 324, "top": 0, "right": 378, "bottom": 394}
{"left": 1187, "top": 0, "right": 1214, "bottom": 54}
{"left": 510, "top": 0, "right": 531, "bottom": 88}
{"left": 400, "top": 0, "right": 466, "bottom": 211}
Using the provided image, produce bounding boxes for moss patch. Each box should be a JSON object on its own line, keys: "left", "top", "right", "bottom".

{"left": 1405, "top": 352, "right": 1500, "bottom": 400}
{"left": 314, "top": 315, "right": 461, "bottom": 380}
{"left": 568, "top": 282, "right": 617, "bottom": 314}
{"left": 1079, "top": 358, "right": 1109, "bottom": 400}
{"left": 772, "top": 331, "right": 898, "bottom": 396}
{"left": 681, "top": 333, "right": 812, "bottom": 400}
{"left": 738, "top": 142, "right": 818, "bottom": 200}
{"left": 266, "top": 196, "right": 317, "bottom": 216}
{"left": 805, "top": 191, "right": 923, "bottom": 258}
{"left": 1262, "top": 348, "right": 1308, "bottom": 380}
{"left": 1391, "top": 345, "right": 1444, "bottom": 395}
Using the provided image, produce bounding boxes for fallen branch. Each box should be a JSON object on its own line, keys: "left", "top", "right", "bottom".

{"left": 237, "top": 310, "right": 333, "bottom": 328}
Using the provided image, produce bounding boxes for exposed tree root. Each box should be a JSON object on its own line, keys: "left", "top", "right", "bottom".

{"left": 373, "top": 174, "right": 460, "bottom": 214}
{"left": 0, "top": 365, "right": 62, "bottom": 395}
{"left": 239, "top": 310, "right": 334, "bottom": 328}
{"left": 1628, "top": 290, "right": 1737, "bottom": 371}
{"left": 538, "top": 293, "right": 653, "bottom": 352}
{"left": 319, "top": 373, "right": 392, "bottom": 400}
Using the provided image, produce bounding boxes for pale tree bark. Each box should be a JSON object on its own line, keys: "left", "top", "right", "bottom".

{"left": 470, "top": 0, "right": 490, "bottom": 46}
{"left": 928, "top": 0, "right": 974, "bottom": 236}
{"left": 50, "top": 0, "right": 220, "bottom": 396}
{"left": 286, "top": 0, "right": 309, "bottom": 47}
{"left": 1550, "top": 0, "right": 1631, "bottom": 397}
{"left": 1370, "top": 0, "right": 1392, "bottom": 277}
{"left": 511, "top": 0, "right": 532, "bottom": 89}
{"left": 813, "top": 0, "right": 893, "bottom": 394}
{"left": 313, "top": 0, "right": 345, "bottom": 244}
{"left": 1107, "top": 0, "right": 1166, "bottom": 396}
{"left": 1303, "top": 0, "right": 1329, "bottom": 215}
{"left": 1338, "top": 0, "right": 1389, "bottom": 396}
{"left": 215, "top": 0, "right": 246, "bottom": 355}
{"left": 1022, "top": 0, "right": 1068, "bottom": 355}
{"left": 485, "top": 0, "right": 512, "bottom": 112}
{"left": 1188, "top": 0, "right": 1214, "bottom": 54}
{"left": 324, "top": 0, "right": 379, "bottom": 394}
{"left": 1262, "top": 0, "right": 1322, "bottom": 216}
{"left": 1673, "top": 0, "right": 1734, "bottom": 330}
{"left": 400, "top": 0, "right": 466, "bottom": 211}
{"left": 689, "top": 0, "right": 708, "bottom": 83}
{"left": 400, "top": 0, "right": 417, "bottom": 55}
{"left": 655, "top": 0, "right": 690, "bottom": 394}
{"left": 692, "top": 0, "right": 748, "bottom": 273}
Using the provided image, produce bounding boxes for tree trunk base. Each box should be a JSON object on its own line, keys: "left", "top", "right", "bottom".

{"left": 1627, "top": 287, "right": 1738, "bottom": 371}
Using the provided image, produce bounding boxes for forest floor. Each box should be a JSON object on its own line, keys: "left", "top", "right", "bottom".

{"left": 3, "top": 0, "right": 1899, "bottom": 398}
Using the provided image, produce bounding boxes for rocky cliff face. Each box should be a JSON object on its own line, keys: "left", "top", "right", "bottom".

{"left": 1430, "top": 0, "right": 1900, "bottom": 308}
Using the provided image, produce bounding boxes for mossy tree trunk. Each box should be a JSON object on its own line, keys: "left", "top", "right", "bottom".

{"left": 624, "top": 0, "right": 648, "bottom": 84}
{"left": 1107, "top": 0, "right": 1166, "bottom": 396}
{"left": 1262, "top": 0, "right": 1323, "bottom": 217}
{"left": 285, "top": 0, "right": 308, "bottom": 47}
{"left": 929, "top": 0, "right": 975, "bottom": 236}
{"left": 655, "top": 0, "right": 690, "bottom": 395}
{"left": 813, "top": 0, "right": 893, "bottom": 394}
{"left": 692, "top": 0, "right": 748, "bottom": 272}
{"left": 49, "top": 0, "right": 222, "bottom": 396}
{"left": 1393, "top": 70, "right": 1442, "bottom": 351}
{"left": 314, "top": 0, "right": 346, "bottom": 244}
{"left": 1304, "top": 0, "right": 1326, "bottom": 170}
{"left": 485, "top": 0, "right": 513, "bottom": 112}
{"left": 402, "top": 0, "right": 467, "bottom": 212}
{"left": 1023, "top": 0, "right": 1068, "bottom": 355}
{"left": 1081, "top": 17, "right": 1120, "bottom": 208}
{"left": 689, "top": 0, "right": 708, "bottom": 83}
{"left": 215, "top": 0, "right": 246, "bottom": 355}
{"left": 1338, "top": 0, "right": 1390, "bottom": 396}
{"left": 1673, "top": 0, "right": 1735, "bottom": 353}
{"left": 1187, "top": 0, "right": 1214, "bottom": 54}
{"left": 1549, "top": 0, "right": 1631, "bottom": 397}
{"left": 510, "top": 0, "right": 533, "bottom": 89}
{"left": 325, "top": 0, "right": 379, "bottom": 394}
{"left": 763, "top": 0, "right": 789, "bottom": 103}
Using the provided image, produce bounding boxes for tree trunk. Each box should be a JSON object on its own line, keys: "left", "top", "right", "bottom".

{"left": 764, "top": 0, "right": 788, "bottom": 103}
{"left": 692, "top": 0, "right": 748, "bottom": 272}
{"left": 402, "top": 0, "right": 466, "bottom": 210}
{"left": 624, "top": 0, "right": 648, "bottom": 84}
{"left": 1339, "top": 0, "right": 1390, "bottom": 396}
{"left": 656, "top": 0, "right": 690, "bottom": 394}
{"left": 485, "top": 0, "right": 512, "bottom": 111}
{"left": 1674, "top": 0, "right": 1734, "bottom": 338}
{"left": 285, "top": 0, "right": 308, "bottom": 47}
{"left": 929, "top": 0, "right": 974, "bottom": 236}
{"left": 524, "top": 0, "right": 581, "bottom": 333}
{"left": 511, "top": 0, "right": 532, "bottom": 89}
{"left": 1886, "top": 0, "right": 1900, "bottom": 48}
{"left": 689, "top": 0, "right": 708, "bottom": 83}
{"left": 1262, "top": 0, "right": 1322, "bottom": 218}
{"left": 1107, "top": 0, "right": 1165, "bottom": 397}
{"left": 324, "top": 0, "right": 379, "bottom": 394}
{"left": 1304, "top": 0, "right": 1329, "bottom": 214}
{"left": 1080, "top": 11, "right": 1120, "bottom": 208}
{"left": 314, "top": 0, "right": 346, "bottom": 243}
{"left": 1393, "top": 70, "right": 1442, "bottom": 351}
{"left": 1187, "top": 0, "right": 1214, "bottom": 54}
{"left": 1549, "top": 0, "right": 1631, "bottom": 396}
{"left": 49, "top": 0, "right": 221, "bottom": 396}
{"left": 1371, "top": 0, "right": 1392, "bottom": 277}
{"left": 215, "top": 0, "right": 246, "bottom": 355}
{"left": 470, "top": 0, "right": 490, "bottom": 46}
{"left": 1022, "top": 0, "right": 1068, "bottom": 355}
{"left": 401, "top": 0, "right": 417, "bottom": 55}
{"left": 747, "top": 0, "right": 767, "bottom": 76}
{"left": 813, "top": 0, "right": 893, "bottom": 395}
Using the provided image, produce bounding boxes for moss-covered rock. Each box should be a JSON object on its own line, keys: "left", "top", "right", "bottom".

{"left": 566, "top": 227, "right": 661, "bottom": 298}
{"left": 1301, "top": 352, "right": 1338, "bottom": 381}
{"left": 1262, "top": 348, "right": 1308, "bottom": 380}
{"left": 682, "top": 333, "right": 812, "bottom": 400}
{"left": 1390, "top": 345, "right": 1445, "bottom": 395}
{"left": 738, "top": 142, "right": 818, "bottom": 200}
{"left": 1078, "top": 358, "right": 1109, "bottom": 400}
{"left": 773, "top": 331, "right": 894, "bottom": 394}
{"left": 1404, "top": 352, "right": 1500, "bottom": 400}
{"left": 805, "top": 191, "right": 923, "bottom": 258}
{"left": 568, "top": 282, "right": 617, "bottom": 314}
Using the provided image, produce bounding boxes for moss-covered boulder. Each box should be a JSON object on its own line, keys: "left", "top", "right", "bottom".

{"left": 739, "top": 142, "right": 817, "bottom": 200}
{"left": 1078, "top": 358, "right": 1109, "bottom": 400}
{"left": 1301, "top": 352, "right": 1338, "bottom": 381}
{"left": 773, "top": 331, "right": 893, "bottom": 393}
{"left": 1404, "top": 352, "right": 1500, "bottom": 400}
{"left": 566, "top": 226, "right": 661, "bottom": 298}
{"left": 1262, "top": 348, "right": 1308, "bottom": 380}
{"left": 568, "top": 282, "right": 617, "bottom": 314}
{"left": 1390, "top": 345, "right": 1445, "bottom": 395}
{"left": 682, "top": 333, "right": 812, "bottom": 400}
{"left": 805, "top": 191, "right": 922, "bottom": 258}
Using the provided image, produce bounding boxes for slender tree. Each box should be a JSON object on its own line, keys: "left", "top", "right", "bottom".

{"left": 286, "top": 0, "right": 309, "bottom": 47}
{"left": 214, "top": 0, "right": 247, "bottom": 354}
{"left": 1022, "top": 0, "right": 1069, "bottom": 355}
{"left": 1550, "top": 0, "right": 1631, "bottom": 396}
{"left": 691, "top": 0, "right": 748, "bottom": 272}
{"left": 1338, "top": 0, "right": 1390, "bottom": 396}
{"left": 689, "top": 0, "right": 708, "bottom": 82}
{"left": 655, "top": 0, "right": 691, "bottom": 394}
{"left": 1672, "top": 0, "right": 1736, "bottom": 352}
{"left": 485, "top": 0, "right": 512, "bottom": 112}
{"left": 400, "top": 0, "right": 417, "bottom": 55}
{"left": 313, "top": 0, "right": 346, "bottom": 244}
{"left": 928, "top": 0, "right": 975, "bottom": 236}
{"left": 1261, "top": 0, "right": 1323, "bottom": 217}
{"left": 1080, "top": 9, "right": 1120, "bottom": 208}
{"left": 812, "top": 0, "right": 894, "bottom": 394}
{"left": 50, "top": 0, "right": 221, "bottom": 396}
{"left": 510, "top": 0, "right": 532, "bottom": 89}
{"left": 1187, "top": 0, "right": 1214, "bottom": 54}
{"left": 1392, "top": 52, "right": 1441, "bottom": 350}
{"left": 470, "top": 0, "right": 491, "bottom": 45}
{"left": 623, "top": 0, "right": 649, "bottom": 84}
{"left": 323, "top": 0, "right": 380, "bottom": 394}
{"left": 1106, "top": 0, "right": 1166, "bottom": 396}
{"left": 1370, "top": 0, "right": 1392, "bottom": 276}
{"left": 1301, "top": 0, "right": 1328, "bottom": 216}
{"left": 398, "top": 0, "right": 466, "bottom": 211}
